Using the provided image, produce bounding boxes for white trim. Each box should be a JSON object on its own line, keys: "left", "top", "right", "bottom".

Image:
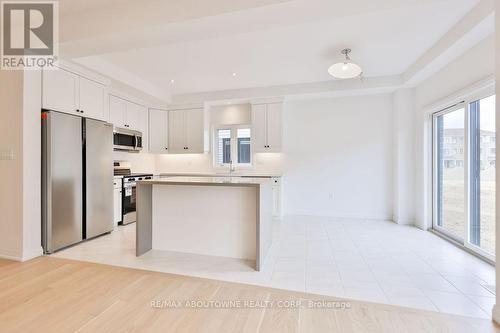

{"left": 423, "top": 75, "right": 494, "bottom": 114}
{"left": 21, "top": 247, "right": 44, "bottom": 262}
{"left": 493, "top": 305, "right": 500, "bottom": 325}
{"left": 212, "top": 125, "right": 253, "bottom": 168}
{"left": 0, "top": 246, "right": 44, "bottom": 262}
{"left": 108, "top": 91, "right": 148, "bottom": 108}
{"left": 56, "top": 59, "right": 111, "bottom": 86}
{"left": 283, "top": 213, "right": 394, "bottom": 222}
{"left": 427, "top": 79, "right": 496, "bottom": 261}
{"left": 0, "top": 253, "right": 23, "bottom": 261}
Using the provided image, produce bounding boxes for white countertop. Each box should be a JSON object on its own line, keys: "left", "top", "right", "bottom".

{"left": 137, "top": 176, "right": 272, "bottom": 186}
{"left": 159, "top": 172, "right": 282, "bottom": 178}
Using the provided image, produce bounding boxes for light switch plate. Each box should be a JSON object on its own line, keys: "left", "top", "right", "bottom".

{"left": 0, "top": 148, "right": 14, "bottom": 160}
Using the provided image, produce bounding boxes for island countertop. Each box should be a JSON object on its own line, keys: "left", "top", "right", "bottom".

{"left": 135, "top": 175, "right": 274, "bottom": 271}
{"left": 159, "top": 172, "right": 282, "bottom": 178}
{"left": 137, "top": 176, "right": 272, "bottom": 186}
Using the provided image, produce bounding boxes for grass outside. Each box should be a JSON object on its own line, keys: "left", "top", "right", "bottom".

{"left": 440, "top": 167, "right": 495, "bottom": 255}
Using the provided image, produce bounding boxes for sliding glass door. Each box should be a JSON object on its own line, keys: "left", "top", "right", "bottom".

{"left": 433, "top": 106, "right": 466, "bottom": 241}
{"left": 468, "top": 95, "right": 496, "bottom": 256}
{"left": 432, "top": 94, "right": 496, "bottom": 260}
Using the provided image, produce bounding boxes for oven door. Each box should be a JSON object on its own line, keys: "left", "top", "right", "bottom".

{"left": 122, "top": 183, "right": 136, "bottom": 224}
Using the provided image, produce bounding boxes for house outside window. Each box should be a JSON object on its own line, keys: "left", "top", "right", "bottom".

{"left": 214, "top": 126, "right": 252, "bottom": 167}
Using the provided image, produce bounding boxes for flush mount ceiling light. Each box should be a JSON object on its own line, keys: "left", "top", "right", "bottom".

{"left": 328, "top": 48, "right": 362, "bottom": 79}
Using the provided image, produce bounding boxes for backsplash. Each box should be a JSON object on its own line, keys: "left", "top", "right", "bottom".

{"left": 155, "top": 153, "right": 285, "bottom": 174}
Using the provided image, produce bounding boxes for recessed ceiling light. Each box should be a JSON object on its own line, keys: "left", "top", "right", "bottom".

{"left": 232, "top": 72, "right": 237, "bottom": 77}
{"left": 328, "top": 48, "right": 362, "bottom": 79}
{"left": 170, "top": 79, "right": 175, "bottom": 84}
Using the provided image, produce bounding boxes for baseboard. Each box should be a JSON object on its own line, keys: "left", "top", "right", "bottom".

{"left": 0, "top": 247, "right": 43, "bottom": 262}
{"left": 392, "top": 216, "right": 415, "bottom": 225}
{"left": 0, "top": 251, "right": 23, "bottom": 261}
{"left": 492, "top": 304, "right": 500, "bottom": 324}
{"left": 283, "top": 213, "right": 394, "bottom": 221}
{"left": 22, "top": 246, "right": 43, "bottom": 261}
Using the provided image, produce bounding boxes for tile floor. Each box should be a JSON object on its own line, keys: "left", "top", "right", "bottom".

{"left": 53, "top": 216, "right": 495, "bottom": 319}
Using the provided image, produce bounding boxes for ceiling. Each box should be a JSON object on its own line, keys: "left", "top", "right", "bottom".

{"left": 66, "top": 0, "right": 481, "bottom": 100}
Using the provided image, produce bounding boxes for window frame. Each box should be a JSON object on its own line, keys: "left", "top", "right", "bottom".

{"left": 213, "top": 124, "right": 252, "bottom": 169}
{"left": 430, "top": 84, "right": 495, "bottom": 262}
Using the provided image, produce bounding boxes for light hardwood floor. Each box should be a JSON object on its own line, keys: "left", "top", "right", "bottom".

{"left": 0, "top": 257, "right": 498, "bottom": 333}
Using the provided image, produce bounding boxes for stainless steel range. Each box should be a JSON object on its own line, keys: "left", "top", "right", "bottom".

{"left": 122, "top": 173, "right": 153, "bottom": 225}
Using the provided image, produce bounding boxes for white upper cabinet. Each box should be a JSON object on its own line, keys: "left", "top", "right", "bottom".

{"left": 109, "top": 95, "right": 127, "bottom": 128}
{"left": 149, "top": 108, "right": 169, "bottom": 153}
{"left": 168, "top": 108, "right": 204, "bottom": 154}
{"left": 78, "top": 77, "right": 106, "bottom": 121}
{"left": 109, "top": 95, "right": 144, "bottom": 131}
{"left": 265, "top": 103, "right": 282, "bottom": 152}
{"left": 42, "top": 67, "right": 79, "bottom": 115}
{"left": 42, "top": 67, "right": 107, "bottom": 121}
{"left": 185, "top": 108, "right": 204, "bottom": 154}
{"left": 125, "top": 102, "right": 142, "bottom": 130}
{"left": 252, "top": 103, "right": 282, "bottom": 153}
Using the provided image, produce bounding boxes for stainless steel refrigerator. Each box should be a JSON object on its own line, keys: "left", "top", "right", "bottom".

{"left": 42, "top": 110, "right": 114, "bottom": 254}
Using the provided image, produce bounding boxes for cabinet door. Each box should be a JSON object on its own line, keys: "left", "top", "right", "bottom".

{"left": 113, "top": 188, "right": 122, "bottom": 226}
{"left": 125, "top": 102, "right": 142, "bottom": 130}
{"left": 168, "top": 110, "right": 186, "bottom": 153}
{"left": 266, "top": 103, "right": 282, "bottom": 152}
{"left": 185, "top": 108, "right": 204, "bottom": 153}
{"left": 79, "top": 77, "right": 106, "bottom": 121}
{"left": 149, "top": 109, "right": 168, "bottom": 153}
{"left": 109, "top": 95, "right": 127, "bottom": 128}
{"left": 251, "top": 104, "right": 267, "bottom": 153}
{"left": 42, "top": 68, "right": 79, "bottom": 115}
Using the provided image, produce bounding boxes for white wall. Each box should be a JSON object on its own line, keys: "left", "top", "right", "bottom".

{"left": 494, "top": 1, "right": 499, "bottom": 324}
{"left": 22, "top": 70, "right": 43, "bottom": 260}
{"left": 414, "top": 34, "right": 495, "bottom": 229}
{"left": 0, "top": 69, "right": 43, "bottom": 261}
{"left": 0, "top": 70, "right": 24, "bottom": 260}
{"left": 282, "top": 94, "right": 394, "bottom": 220}
{"left": 392, "top": 89, "right": 416, "bottom": 225}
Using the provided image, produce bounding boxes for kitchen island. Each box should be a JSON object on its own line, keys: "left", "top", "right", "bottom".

{"left": 135, "top": 177, "right": 274, "bottom": 270}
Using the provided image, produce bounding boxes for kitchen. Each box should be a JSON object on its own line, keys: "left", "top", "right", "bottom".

{"left": 42, "top": 60, "right": 284, "bottom": 274}
{"left": 1, "top": 0, "right": 497, "bottom": 327}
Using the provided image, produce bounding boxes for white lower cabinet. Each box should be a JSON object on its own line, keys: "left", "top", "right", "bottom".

{"left": 113, "top": 178, "right": 122, "bottom": 227}
{"left": 272, "top": 177, "right": 282, "bottom": 219}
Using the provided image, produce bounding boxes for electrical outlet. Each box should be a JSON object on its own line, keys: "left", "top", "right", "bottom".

{"left": 0, "top": 149, "right": 13, "bottom": 161}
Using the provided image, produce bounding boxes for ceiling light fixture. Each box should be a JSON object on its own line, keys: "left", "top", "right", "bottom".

{"left": 328, "top": 48, "right": 362, "bottom": 79}
{"left": 170, "top": 79, "right": 175, "bottom": 84}
{"left": 232, "top": 72, "right": 237, "bottom": 77}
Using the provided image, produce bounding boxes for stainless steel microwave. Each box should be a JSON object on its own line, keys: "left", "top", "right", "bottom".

{"left": 113, "top": 127, "right": 143, "bottom": 152}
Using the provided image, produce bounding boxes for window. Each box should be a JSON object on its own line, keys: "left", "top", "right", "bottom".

{"left": 469, "top": 95, "right": 495, "bottom": 255}
{"left": 237, "top": 128, "right": 251, "bottom": 164}
{"left": 432, "top": 94, "right": 496, "bottom": 260}
{"left": 433, "top": 106, "right": 465, "bottom": 241}
{"left": 214, "top": 126, "right": 252, "bottom": 166}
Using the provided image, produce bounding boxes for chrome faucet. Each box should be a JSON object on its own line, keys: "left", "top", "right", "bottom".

{"left": 229, "top": 159, "right": 236, "bottom": 176}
